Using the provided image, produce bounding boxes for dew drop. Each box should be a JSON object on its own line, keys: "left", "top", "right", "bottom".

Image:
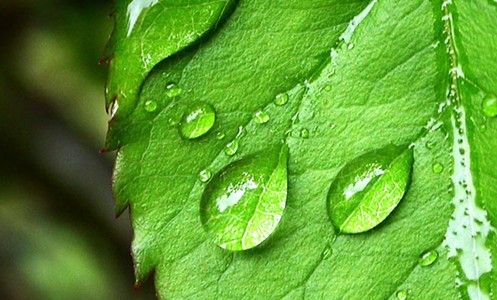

{"left": 301, "top": 128, "right": 309, "bottom": 138}
{"left": 274, "top": 93, "right": 289, "bottom": 106}
{"left": 144, "top": 100, "right": 157, "bottom": 112}
{"left": 165, "top": 82, "right": 182, "bottom": 97}
{"left": 324, "top": 85, "right": 332, "bottom": 92}
{"left": 200, "top": 147, "right": 288, "bottom": 251}
{"left": 418, "top": 249, "right": 438, "bottom": 267}
{"left": 254, "top": 110, "right": 270, "bottom": 124}
{"left": 482, "top": 94, "right": 497, "bottom": 117}
{"left": 216, "top": 132, "right": 226, "bottom": 140}
{"left": 327, "top": 145, "right": 414, "bottom": 233}
{"left": 168, "top": 117, "right": 179, "bottom": 126}
{"left": 179, "top": 102, "right": 216, "bottom": 139}
{"left": 348, "top": 43, "right": 354, "bottom": 49}
{"left": 432, "top": 162, "right": 444, "bottom": 174}
{"left": 199, "top": 169, "right": 212, "bottom": 183}
{"left": 425, "top": 141, "right": 435, "bottom": 150}
{"left": 224, "top": 140, "right": 239, "bottom": 156}
{"left": 396, "top": 290, "right": 408, "bottom": 300}
{"left": 321, "top": 245, "right": 333, "bottom": 260}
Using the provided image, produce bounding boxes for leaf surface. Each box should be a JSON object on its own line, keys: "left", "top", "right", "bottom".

{"left": 107, "top": 0, "right": 497, "bottom": 298}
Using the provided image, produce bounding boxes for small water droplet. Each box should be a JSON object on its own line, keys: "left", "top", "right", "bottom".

{"left": 327, "top": 145, "right": 414, "bottom": 233}
{"left": 254, "top": 110, "right": 270, "bottom": 124}
{"left": 224, "top": 140, "right": 239, "bottom": 156}
{"left": 168, "top": 117, "right": 179, "bottom": 126}
{"left": 144, "top": 100, "right": 157, "bottom": 112}
{"left": 179, "top": 102, "right": 216, "bottom": 139}
{"left": 300, "top": 128, "right": 309, "bottom": 138}
{"left": 321, "top": 246, "right": 333, "bottom": 260}
{"left": 425, "top": 141, "right": 435, "bottom": 149}
{"left": 324, "top": 85, "right": 332, "bottom": 92}
{"left": 165, "top": 82, "right": 182, "bottom": 97}
{"left": 200, "top": 147, "right": 288, "bottom": 251}
{"left": 482, "top": 94, "right": 497, "bottom": 117}
{"left": 480, "top": 124, "right": 487, "bottom": 132}
{"left": 216, "top": 132, "right": 226, "bottom": 140}
{"left": 396, "top": 290, "right": 408, "bottom": 300}
{"left": 418, "top": 249, "right": 438, "bottom": 267}
{"left": 432, "top": 162, "right": 444, "bottom": 174}
{"left": 274, "top": 93, "right": 289, "bottom": 106}
{"left": 199, "top": 169, "right": 212, "bottom": 183}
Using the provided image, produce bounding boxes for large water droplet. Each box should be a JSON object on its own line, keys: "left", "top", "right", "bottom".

{"left": 165, "top": 82, "right": 182, "bottom": 98}
{"left": 144, "top": 100, "right": 157, "bottom": 112}
{"left": 274, "top": 93, "right": 289, "bottom": 106}
{"left": 179, "top": 102, "right": 216, "bottom": 139}
{"left": 418, "top": 249, "right": 438, "bottom": 267}
{"left": 482, "top": 94, "right": 497, "bottom": 117}
{"left": 200, "top": 147, "right": 288, "bottom": 251}
{"left": 327, "top": 145, "right": 414, "bottom": 233}
{"left": 254, "top": 111, "right": 270, "bottom": 124}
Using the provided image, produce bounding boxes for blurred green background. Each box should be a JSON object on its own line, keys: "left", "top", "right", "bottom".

{"left": 0, "top": 0, "right": 155, "bottom": 299}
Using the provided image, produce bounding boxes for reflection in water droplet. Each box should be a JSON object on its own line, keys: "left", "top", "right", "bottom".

{"left": 254, "top": 111, "right": 270, "bottom": 124}
{"left": 432, "top": 162, "right": 444, "bottom": 174}
{"left": 396, "top": 290, "right": 408, "bottom": 300}
{"left": 274, "top": 93, "right": 289, "bottom": 106}
{"left": 418, "top": 250, "right": 438, "bottom": 267}
{"left": 199, "top": 169, "right": 212, "bottom": 183}
{"left": 482, "top": 94, "right": 497, "bottom": 117}
{"left": 144, "top": 100, "right": 157, "bottom": 112}
{"left": 126, "top": 0, "right": 159, "bottom": 36}
{"left": 327, "top": 145, "right": 414, "bottom": 233}
{"left": 165, "top": 82, "right": 182, "bottom": 98}
{"left": 109, "top": 98, "right": 119, "bottom": 118}
{"left": 225, "top": 140, "right": 239, "bottom": 156}
{"left": 200, "top": 147, "right": 288, "bottom": 251}
{"left": 179, "top": 102, "right": 216, "bottom": 139}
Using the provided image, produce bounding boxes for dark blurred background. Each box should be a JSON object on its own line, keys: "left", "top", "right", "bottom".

{"left": 0, "top": 0, "right": 155, "bottom": 299}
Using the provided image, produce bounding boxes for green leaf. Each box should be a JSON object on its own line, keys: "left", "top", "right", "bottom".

{"left": 107, "top": 0, "right": 497, "bottom": 299}
{"left": 327, "top": 145, "right": 414, "bottom": 234}
{"left": 105, "top": 0, "right": 235, "bottom": 149}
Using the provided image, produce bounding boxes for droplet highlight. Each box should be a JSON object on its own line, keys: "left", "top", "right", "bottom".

{"left": 200, "top": 147, "right": 288, "bottom": 251}
{"left": 327, "top": 145, "right": 414, "bottom": 234}
{"left": 178, "top": 102, "right": 216, "bottom": 139}
{"left": 418, "top": 249, "right": 438, "bottom": 267}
